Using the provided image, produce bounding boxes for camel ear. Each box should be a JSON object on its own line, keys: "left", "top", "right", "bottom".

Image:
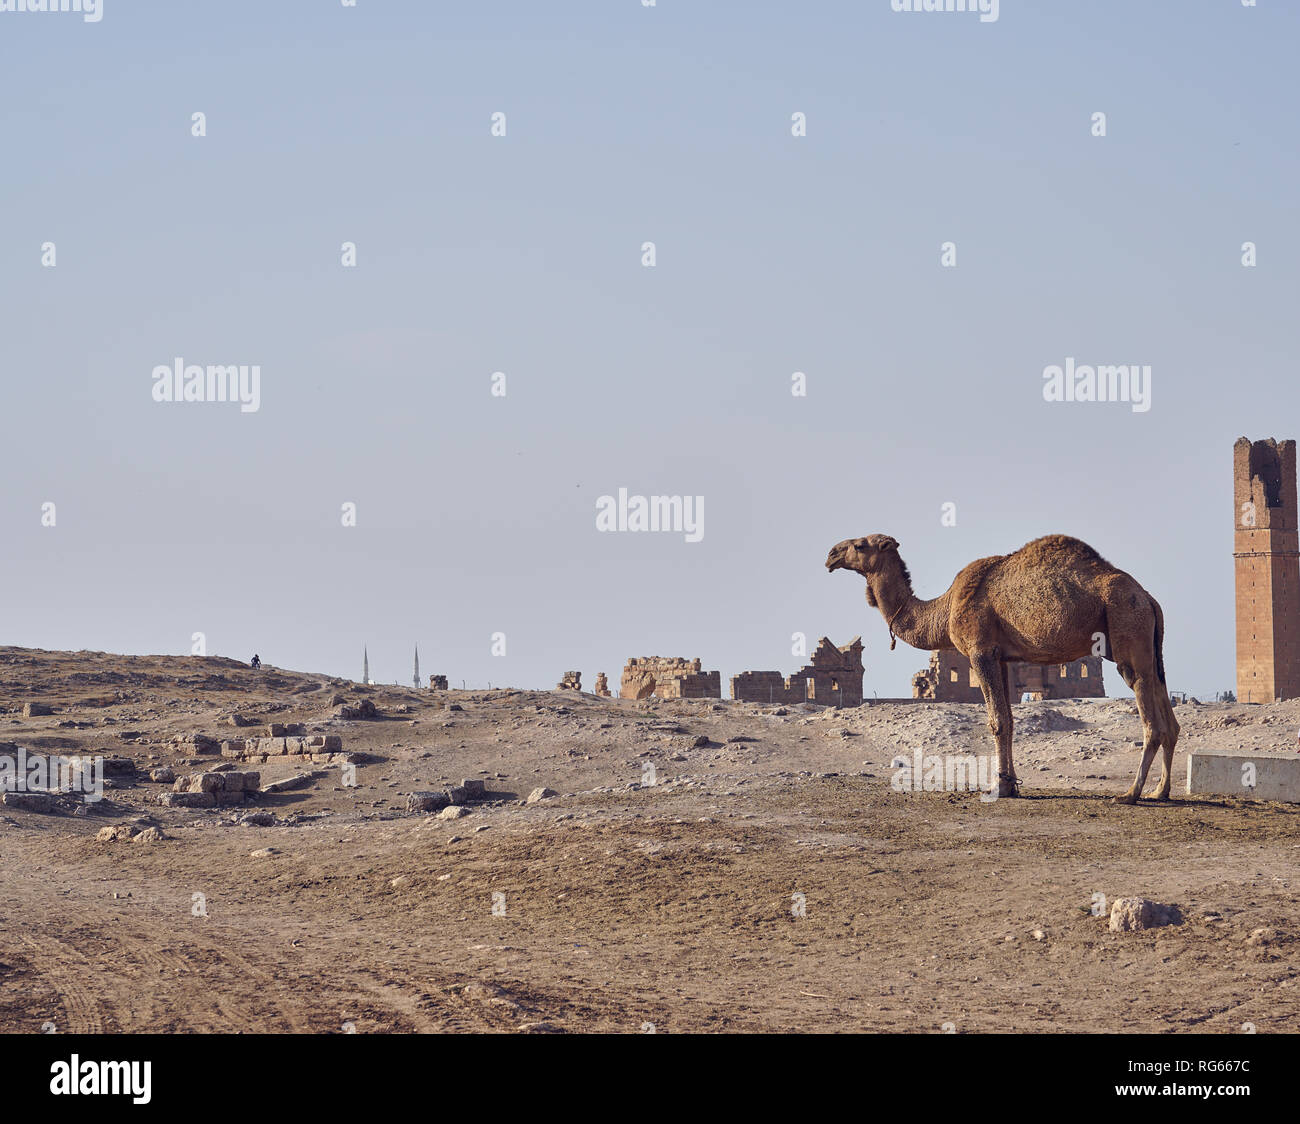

{"left": 865, "top": 534, "right": 899, "bottom": 552}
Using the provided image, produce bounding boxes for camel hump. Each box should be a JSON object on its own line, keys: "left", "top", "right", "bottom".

{"left": 949, "top": 534, "right": 1115, "bottom": 610}
{"left": 1013, "top": 534, "right": 1113, "bottom": 568}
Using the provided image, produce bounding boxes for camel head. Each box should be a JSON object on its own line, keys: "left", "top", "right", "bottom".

{"left": 826, "top": 535, "right": 902, "bottom": 607}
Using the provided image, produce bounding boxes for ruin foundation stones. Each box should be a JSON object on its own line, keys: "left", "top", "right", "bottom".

{"left": 557, "top": 671, "right": 582, "bottom": 691}
{"left": 428, "top": 675, "right": 449, "bottom": 690}
{"left": 593, "top": 672, "right": 612, "bottom": 697}
{"left": 161, "top": 767, "right": 262, "bottom": 808}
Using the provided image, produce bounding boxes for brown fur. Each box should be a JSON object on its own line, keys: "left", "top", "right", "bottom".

{"left": 826, "top": 534, "right": 1180, "bottom": 801}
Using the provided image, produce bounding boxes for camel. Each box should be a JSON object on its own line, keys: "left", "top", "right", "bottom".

{"left": 826, "top": 534, "right": 1179, "bottom": 802}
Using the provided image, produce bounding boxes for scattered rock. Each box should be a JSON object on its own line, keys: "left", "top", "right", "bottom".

{"left": 438, "top": 805, "right": 470, "bottom": 820}
{"left": 527, "top": 787, "right": 559, "bottom": 804}
{"left": 134, "top": 826, "right": 166, "bottom": 843}
{"left": 407, "top": 791, "right": 450, "bottom": 814}
{"left": 262, "top": 773, "right": 315, "bottom": 794}
{"left": 22, "top": 702, "right": 53, "bottom": 717}
{"left": 1109, "top": 898, "right": 1182, "bottom": 933}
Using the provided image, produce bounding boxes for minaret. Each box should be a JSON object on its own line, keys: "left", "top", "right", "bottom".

{"left": 362, "top": 647, "right": 371, "bottom": 685}
{"left": 1234, "top": 438, "right": 1300, "bottom": 702}
{"left": 413, "top": 644, "right": 421, "bottom": 689}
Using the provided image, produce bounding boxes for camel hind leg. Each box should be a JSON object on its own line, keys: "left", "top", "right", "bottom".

{"left": 1149, "top": 600, "right": 1181, "bottom": 801}
{"left": 1151, "top": 688, "right": 1181, "bottom": 800}
{"left": 1116, "top": 668, "right": 1164, "bottom": 805}
{"left": 1111, "top": 602, "right": 1176, "bottom": 804}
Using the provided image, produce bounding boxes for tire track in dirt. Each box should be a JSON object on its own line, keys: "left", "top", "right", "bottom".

{"left": 16, "top": 933, "right": 104, "bottom": 1034}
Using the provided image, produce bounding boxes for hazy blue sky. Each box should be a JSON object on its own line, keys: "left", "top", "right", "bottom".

{"left": 2, "top": 1, "right": 1296, "bottom": 699}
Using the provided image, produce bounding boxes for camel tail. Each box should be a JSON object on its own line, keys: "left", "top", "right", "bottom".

{"left": 1151, "top": 598, "right": 1166, "bottom": 685}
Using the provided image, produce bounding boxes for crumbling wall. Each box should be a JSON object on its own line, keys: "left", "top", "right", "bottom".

{"left": 620, "top": 657, "right": 720, "bottom": 699}
{"left": 912, "top": 650, "right": 1105, "bottom": 701}
{"left": 731, "top": 637, "right": 864, "bottom": 707}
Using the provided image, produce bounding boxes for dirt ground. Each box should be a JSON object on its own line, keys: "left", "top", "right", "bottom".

{"left": 1, "top": 647, "right": 1296, "bottom": 1034}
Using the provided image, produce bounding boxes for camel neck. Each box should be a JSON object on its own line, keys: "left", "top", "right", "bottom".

{"left": 871, "top": 568, "right": 952, "bottom": 652}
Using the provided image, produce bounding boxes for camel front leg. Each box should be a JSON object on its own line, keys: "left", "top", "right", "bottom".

{"left": 971, "top": 650, "right": 1017, "bottom": 798}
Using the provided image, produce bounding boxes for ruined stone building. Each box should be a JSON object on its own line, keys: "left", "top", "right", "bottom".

{"left": 911, "top": 650, "right": 1104, "bottom": 702}
{"left": 620, "top": 657, "right": 721, "bottom": 700}
{"left": 1234, "top": 437, "right": 1300, "bottom": 702}
{"left": 731, "top": 637, "right": 864, "bottom": 707}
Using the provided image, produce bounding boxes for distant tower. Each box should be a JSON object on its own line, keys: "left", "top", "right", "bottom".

{"left": 1234, "top": 437, "right": 1300, "bottom": 702}
{"left": 413, "top": 644, "right": 420, "bottom": 689}
{"left": 362, "top": 647, "right": 371, "bottom": 686}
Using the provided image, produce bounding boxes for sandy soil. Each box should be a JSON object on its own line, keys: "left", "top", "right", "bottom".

{"left": 1, "top": 647, "right": 1297, "bottom": 1034}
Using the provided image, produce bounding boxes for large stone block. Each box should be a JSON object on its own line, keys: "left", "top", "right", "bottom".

{"left": 158, "top": 791, "right": 216, "bottom": 809}
{"left": 1187, "top": 747, "right": 1300, "bottom": 803}
{"left": 407, "top": 791, "right": 450, "bottom": 813}
{"left": 195, "top": 772, "right": 225, "bottom": 793}
{"left": 2, "top": 791, "right": 55, "bottom": 812}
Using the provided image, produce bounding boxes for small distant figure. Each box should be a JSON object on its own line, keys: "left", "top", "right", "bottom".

{"left": 250, "top": 654, "right": 261, "bottom": 670}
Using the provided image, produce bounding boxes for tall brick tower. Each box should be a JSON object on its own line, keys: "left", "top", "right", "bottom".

{"left": 1234, "top": 437, "right": 1300, "bottom": 702}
